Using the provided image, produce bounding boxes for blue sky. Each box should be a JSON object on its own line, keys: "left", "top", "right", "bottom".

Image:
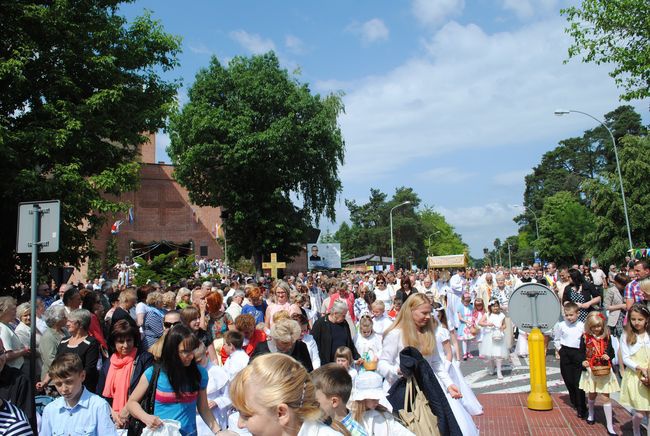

{"left": 121, "top": 0, "right": 648, "bottom": 258}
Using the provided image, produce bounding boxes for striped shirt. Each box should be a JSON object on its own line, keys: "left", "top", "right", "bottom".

{"left": 0, "top": 400, "right": 33, "bottom": 436}
{"left": 341, "top": 412, "right": 369, "bottom": 436}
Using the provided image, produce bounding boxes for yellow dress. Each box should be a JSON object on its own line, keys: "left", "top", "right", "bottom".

{"left": 620, "top": 338, "right": 650, "bottom": 411}
{"left": 579, "top": 368, "right": 620, "bottom": 394}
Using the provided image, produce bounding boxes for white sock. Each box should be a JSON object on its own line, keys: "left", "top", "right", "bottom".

{"left": 461, "top": 341, "right": 467, "bottom": 355}
{"left": 588, "top": 399, "right": 595, "bottom": 420}
{"left": 603, "top": 402, "right": 614, "bottom": 433}
{"left": 633, "top": 412, "right": 643, "bottom": 436}
{"left": 496, "top": 358, "right": 503, "bottom": 377}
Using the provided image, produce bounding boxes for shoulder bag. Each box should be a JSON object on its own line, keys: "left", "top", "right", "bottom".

{"left": 127, "top": 364, "right": 161, "bottom": 436}
{"left": 398, "top": 376, "right": 440, "bottom": 435}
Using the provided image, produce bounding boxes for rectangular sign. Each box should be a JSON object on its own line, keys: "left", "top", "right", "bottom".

{"left": 17, "top": 200, "right": 61, "bottom": 253}
{"left": 307, "top": 243, "right": 341, "bottom": 270}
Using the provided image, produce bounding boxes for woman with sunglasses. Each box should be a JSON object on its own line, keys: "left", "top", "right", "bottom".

{"left": 373, "top": 274, "right": 394, "bottom": 313}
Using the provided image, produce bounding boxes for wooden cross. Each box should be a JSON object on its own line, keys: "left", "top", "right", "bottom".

{"left": 262, "top": 253, "right": 286, "bottom": 279}
{"left": 139, "top": 185, "right": 185, "bottom": 226}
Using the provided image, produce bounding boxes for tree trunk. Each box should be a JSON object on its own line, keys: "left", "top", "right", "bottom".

{"left": 254, "top": 252, "right": 263, "bottom": 278}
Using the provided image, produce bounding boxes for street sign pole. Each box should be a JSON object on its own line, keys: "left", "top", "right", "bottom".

{"left": 29, "top": 205, "right": 42, "bottom": 433}
{"left": 17, "top": 200, "right": 59, "bottom": 433}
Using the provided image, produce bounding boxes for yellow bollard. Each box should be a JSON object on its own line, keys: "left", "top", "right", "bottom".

{"left": 527, "top": 327, "right": 553, "bottom": 410}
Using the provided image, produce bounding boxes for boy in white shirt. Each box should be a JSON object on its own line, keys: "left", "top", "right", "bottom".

{"left": 223, "top": 331, "right": 249, "bottom": 380}
{"left": 370, "top": 301, "right": 393, "bottom": 337}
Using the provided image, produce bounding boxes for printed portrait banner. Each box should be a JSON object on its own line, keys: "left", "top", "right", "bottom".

{"left": 307, "top": 243, "right": 341, "bottom": 270}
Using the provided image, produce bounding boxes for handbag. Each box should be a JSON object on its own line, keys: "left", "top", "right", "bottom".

{"left": 127, "top": 365, "right": 161, "bottom": 436}
{"left": 398, "top": 377, "right": 440, "bottom": 436}
{"left": 492, "top": 330, "right": 504, "bottom": 341}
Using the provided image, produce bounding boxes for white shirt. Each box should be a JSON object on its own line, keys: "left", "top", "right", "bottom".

{"left": 355, "top": 332, "right": 383, "bottom": 360}
{"left": 621, "top": 332, "right": 650, "bottom": 371}
{"left": 302, "top": 334, "right": 321, "bottom": 369}
{"left": 378, "top": 328, "right": 454, "bottom": 388}
{"left": 226, "top": 302, "right": 242, "bottom": 320}
{"left": 223, "top": 349, "right": 249, "bottom": 380}
{"left": 372, "top": 315, "right": 393, "bottom": 337}
{"left": 590, "top": 268, "right": 607, "bottom": 286}
{"left": 553, "top": 320, "right": 584, "bottom": 350}
{"left": 360, "top": 410, "right": 415, "bottom": 436}
{"left": 297, "top": 421, "right": 342, "bottom": 436}
{"left": 449, "top": 274, "right": 465, "bottom": 296}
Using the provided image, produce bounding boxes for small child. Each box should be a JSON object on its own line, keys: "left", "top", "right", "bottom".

{"left": 620, "top": 303, "right": 650, "bottom": 436}
{"left": 479, "top": 299, "right": 509, "bottom": 380}
{"left": 354, "top": 316, "right": 382, "bottom": 365}
{"left": 350, "top": 371, "right": 414, "bottom": 436}
{"left": 387, "top": 297, "right": 402, "bottom": 320}
{"left": 457, "top": 292, "right": 475, "bottom": 360}
{"left": 553, "top": 302, "right": 587, "bottom": 418}
{"left": 335, "top": 346, "right": 358, "bottom": 380}
{"left": 472, "top": 298, "right": 486, "bottom": 353}
{"left": 370, "top": 301, "right": 392, "bottom": 337}
{"left": 578, "top": 312, "right": 619, "bottom": 434}
{"left": 193, "top": 343, "right": 233, "bottom": 433}
{"left": 40, "top": 353, "right": 117, "bottom": 436}
{"left": 312, "top": 363, "right": 368, "bottom": 436}
{"left": 222, "top": 330, "right": 249, "bottom": 380}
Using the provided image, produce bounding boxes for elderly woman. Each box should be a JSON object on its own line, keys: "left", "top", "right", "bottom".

{"left": 175, "top": 287, "right": 192, "bottom": 310}
{"left": 48, "top": 308, "right": 100, "bottom": 393}
{"left": 142, "top": 291, "right": 166, "bottom": 351}
{"left": 250, "top": 318, "right": 313, "bottom": 371}
{"left": 312, "top": 300, "right": 360, "bottom": 365}
{"left": 265, "top": 280, "right": 292, "bottom": 329}
{"left": 14, "top": 302, "right": 42, "bottom": 378}
{"left": 97, "top": 319, "right": 154, "bottom": 428}
{"left": 225, "top": 289, "right": 245, "bottom": 320}
{"left": 37, "top": 305, "right": 67, "bottom": 389}
{"left": 162, "top": 290, "right": 177, "bottom": 312}
{"left": 0, "top": 297, "right": 30, "bottom": 377}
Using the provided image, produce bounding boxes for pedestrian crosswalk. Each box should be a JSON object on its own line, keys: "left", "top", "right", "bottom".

{"left": 463, "top": 352, "right": 568, "bottom": 395}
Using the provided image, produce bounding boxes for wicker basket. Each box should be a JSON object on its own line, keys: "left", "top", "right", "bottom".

{"left": 591, "top": 365, "right": 611, "bottom": 376}
{"left": 363, "top": 360, "right": 378, "bottom": 371}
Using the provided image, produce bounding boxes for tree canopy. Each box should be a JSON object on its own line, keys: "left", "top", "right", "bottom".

{"left": 562, "top": 0, "right": 650, "bottom": 101}
{"left": 0, "top": 0, "right": 181, "bottom": 290}
{"left": 168, "top": 52, "right": 345, "bottom": 274}
{"left": 331, "top": 187, "right": 466, "bottom": 268}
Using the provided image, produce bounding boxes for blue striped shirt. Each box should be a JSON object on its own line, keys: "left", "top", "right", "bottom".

{"left": 0, "top": 400, "right": 32, "bottom": 436}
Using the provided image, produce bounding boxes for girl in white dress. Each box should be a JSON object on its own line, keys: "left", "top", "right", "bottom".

{"left": 355, "top": 316, "right": 382, "bottom": 366}
{"left": 378, "top": 293, "right": 478, "bottom": 436}
{"left": 480, "top": 299, "right": 509, "bottom": 379}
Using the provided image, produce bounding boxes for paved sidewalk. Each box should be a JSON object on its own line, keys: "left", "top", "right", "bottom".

{"left": 473, "top": 393, "right": 633, "bottom": 435}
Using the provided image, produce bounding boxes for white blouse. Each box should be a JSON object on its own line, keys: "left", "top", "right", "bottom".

{"left": 378, "top": 328, "right": 454, "bottom": 388}
{"left": 621, "top": 332, "right": 650, "bottom": 371}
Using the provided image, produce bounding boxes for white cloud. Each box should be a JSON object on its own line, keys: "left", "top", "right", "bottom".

{"left": 285, "top": 34, "right": 307, "bottom": 54}
{"left": 412, "top": 0, "right": 464, "bottom": 26}
{"left": 188, "top": 43, "right": 213, "bottom": 56}
{"left": 230, "top": 30, "right": 276, "bottom": 54}
{"left": 337, "top": 18, "right": 646, "bottom": 182}
{"left": 501, "top": 0, "right": 559, "bottom": 20}
{"left": 492, "top": 169, "right": 530, "bottom": 186}
{"left": 347, "top": 18, "right": 390, "bottom": 45}
{"left": 416, "top": 167, "right": 475, "bottom": 183}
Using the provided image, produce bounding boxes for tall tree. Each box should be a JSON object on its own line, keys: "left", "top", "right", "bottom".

{"left": 536, "top": 191, "right": 595, "bottom": 265}
{"left": 584, "top": 134, "right": 650, "bottom": 265}
{"left": 562, "top": 0, "right": 650, "bottom": 101}
{"left": 0, "top": 1, "right": 181, "bottom": 290}
{"left": 168, "top": 53, "right": 345, "bottom": 274}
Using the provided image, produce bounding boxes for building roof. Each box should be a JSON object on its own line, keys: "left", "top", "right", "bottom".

{"left": 342, "top": 254, "right": 393, "bottom": 265}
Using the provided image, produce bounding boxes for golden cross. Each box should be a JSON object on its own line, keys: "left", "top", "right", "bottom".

{"left": 262, "top": 252, "right": 286, "bottom": 279}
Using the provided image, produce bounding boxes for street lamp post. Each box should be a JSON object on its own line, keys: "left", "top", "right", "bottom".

{"left": 512, "top": 204, "right": 539, "bottom": 240}
{"left": 507, "top": 242, "right": 512, "bottom": 269}
{"left": 390, "top": 201, "right": 411, "bottom": 270}
{"left": 427, "top": 230, "right": 441, "bottom": 256}
{"left": 554, "top": 109, "right": 633, "bottom": 251}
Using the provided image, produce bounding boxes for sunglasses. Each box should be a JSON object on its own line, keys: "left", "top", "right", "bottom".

{"left": 376, "top": 281, "right": 385, "bottom": 285}
{"left": 163, "top": 321, "right": 180, "bottom": 329}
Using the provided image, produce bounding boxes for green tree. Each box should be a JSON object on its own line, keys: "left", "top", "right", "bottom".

{"left": 562, "top": 0, "right": 650, "bottom": 101}
{"left": 419, "top": 207, "right": 467, "bottom": 256}
{"left": 168, "top": 53, "right": 345, "bottom": 275}
{"left": 536, "top": 192, "right": 595, "bottom": 265}
{"left": 1, "top": 1, "right": 181, "bottom": 290}
{"left": 584, "top": 134, "right": 650, "bottom": 265}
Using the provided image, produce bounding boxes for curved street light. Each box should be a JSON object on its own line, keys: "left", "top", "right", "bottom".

{"left": 427, "top": 230, "right": 441, "bottom": 256}
{"left": 512, "top": 204, "right": 539, "bottom": 240}
{"left": 554, "top": 109, "right": 633, "bottom": 251}
{"left": 390, "top": 201, "right": 411, "bottom": 270}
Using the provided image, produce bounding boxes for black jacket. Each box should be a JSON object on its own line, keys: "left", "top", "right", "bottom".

{"left": 250, "top": 340, "right": 314, "bottom": 372}
{"left": 311, "top": 315, "right": 359, "bottom": 365}
{"left": 0, "top": 366, "right": 33, "bottom": 425}
{"left": 387, "top": 347, "right": 462, "bottom": 436}
{"left": 96, "top": 350, "right": 154, "bottom": 402}
{"left": 562, "top": 282, "right": 600, "bottom": 308}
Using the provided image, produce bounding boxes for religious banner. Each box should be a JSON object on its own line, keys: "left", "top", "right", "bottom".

{"left": 307, "top": 243, "right": 342, "bottom": 270}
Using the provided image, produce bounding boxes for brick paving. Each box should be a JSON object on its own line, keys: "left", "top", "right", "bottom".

{"left": 473, "top": 393, "right": 634, "bottom": 435}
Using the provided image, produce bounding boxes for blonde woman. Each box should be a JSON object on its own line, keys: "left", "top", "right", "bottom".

{"left": 265, "top": 281, "right": 292, "bottom": 329}
{"left": 378, "top": 293, "right": 478, "bottom": 436}
{"left": 230, "top": 353, "right": 343, "bottom": 435}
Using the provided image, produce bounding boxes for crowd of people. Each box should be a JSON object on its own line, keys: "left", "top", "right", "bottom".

{"left": 0, "top": 256, "right": 648, "bottom": 435}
